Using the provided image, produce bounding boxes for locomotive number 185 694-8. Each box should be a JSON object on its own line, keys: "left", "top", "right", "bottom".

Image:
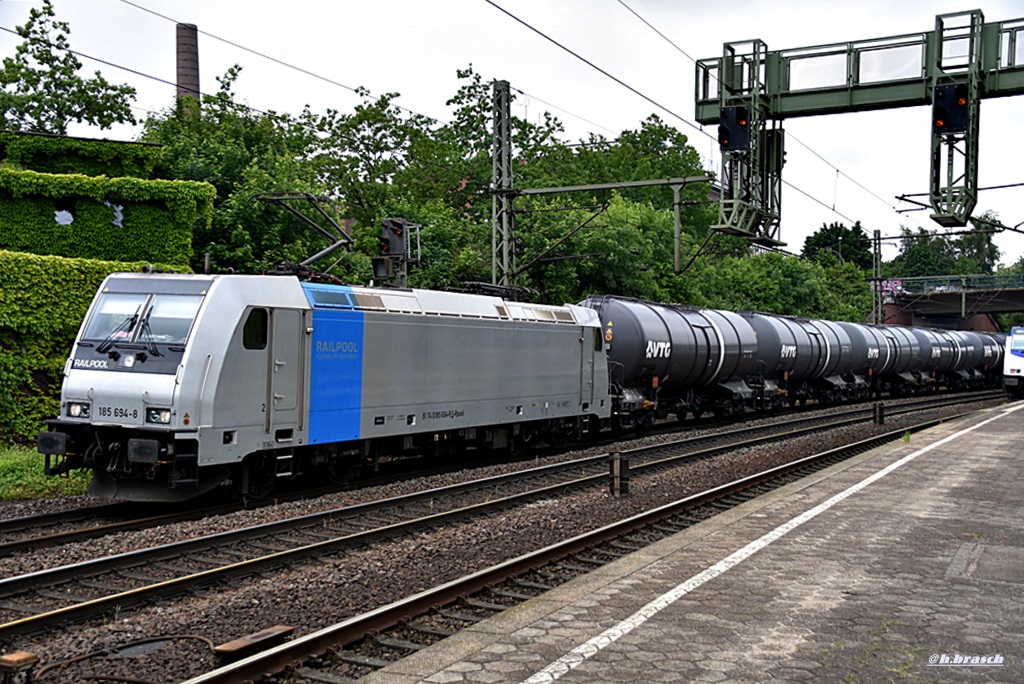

{"left": 98, "top": 406, "right": 139, "bottom": 420}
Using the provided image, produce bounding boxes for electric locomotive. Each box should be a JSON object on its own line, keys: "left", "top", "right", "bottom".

{"left": 1003, "top": 325, "right": 1024, "bottom": 396}
{"left": 38, "top": 272, "right": 610, "bottom": 502}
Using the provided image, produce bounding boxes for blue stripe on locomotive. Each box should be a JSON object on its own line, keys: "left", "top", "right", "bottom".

{"left": 301, "top": 284, "right": 364, "bottom": 443}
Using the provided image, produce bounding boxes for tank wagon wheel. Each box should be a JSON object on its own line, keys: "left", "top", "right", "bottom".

{"left": 240, "top": 452, "right": 277, "bottom": 499}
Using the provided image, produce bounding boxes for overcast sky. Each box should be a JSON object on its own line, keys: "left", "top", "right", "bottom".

{"left": 2, "top": 0, "right": 1023, "bottom": 265}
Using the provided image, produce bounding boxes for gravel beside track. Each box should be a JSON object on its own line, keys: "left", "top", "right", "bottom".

{"left": 3, "top": 399, "right": 1003, "bottom": 683}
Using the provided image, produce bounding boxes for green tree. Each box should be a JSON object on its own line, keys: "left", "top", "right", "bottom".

{"left": 801, "top": 221, "right": 873, "bottom": 271}
{"left": 301, "top": 88, "right": 435, "bottom": 232}
{"left": 886, "top": 228, "right": 957, "bottom": 277}
{"left": 0, "top": 0, "right": 136, "bottom": 134}
{"left": 956, "top": 210, "right": 1001, "bottom": 274}
{"left": 141, "top": 67, "right": 346, "bottom": 276}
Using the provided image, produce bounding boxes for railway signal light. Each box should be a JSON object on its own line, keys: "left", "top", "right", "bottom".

{"left": 371, "top": 257, "right": 392, "bottom": 279}
{"left": 381, "top": 218, "right": 407, "bottom": 256}
{"left": 718, "top": 105, "right": 750, "bottom": 151}
{"left": 933, "top": 84, "right": 969, "bottom": 134}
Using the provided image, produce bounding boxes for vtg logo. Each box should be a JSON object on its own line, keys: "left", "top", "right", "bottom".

{"left": 780, "top": 344, "right": 797, "bottom": 359}
{"left": 645, "top": 340, "right": 671, "bottom": 359}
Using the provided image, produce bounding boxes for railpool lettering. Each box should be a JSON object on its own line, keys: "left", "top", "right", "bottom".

{"left": 316, "top": 340, "right": 359, "bottom": 353}
{"left": 74, "top": 359, "right": 109, "bottom": 369}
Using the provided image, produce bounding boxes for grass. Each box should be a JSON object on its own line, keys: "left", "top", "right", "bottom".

{"left": 0, "top": 445, "right": 91, "bottom": 500}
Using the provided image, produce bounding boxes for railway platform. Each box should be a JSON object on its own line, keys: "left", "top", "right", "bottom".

{"left": 363, "top": 401, "right": 1024, "bottom": 683}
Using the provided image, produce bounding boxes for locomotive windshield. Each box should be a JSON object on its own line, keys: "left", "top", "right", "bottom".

{"left": 83, "top": 293, "right": 203, "bottom": 346}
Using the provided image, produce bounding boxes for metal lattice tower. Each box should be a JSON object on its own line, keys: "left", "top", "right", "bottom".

{"left": 491, "top": 79, "right": 515, "bottom": 287}
{"left": 696, "top": 10, "right": 1024, "bottom": 237}
{"left": 929, "top": 11, "right": 983, "bottom": 227}
{"left": 713, "top": 40, "right": 785, "bottom": 246}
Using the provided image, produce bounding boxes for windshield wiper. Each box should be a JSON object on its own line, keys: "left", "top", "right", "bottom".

{"left": 96, "top": 307, "right": 140, "bottom": 354}
{"left": 137, "top": 311, "right": 163, "bottom": 358}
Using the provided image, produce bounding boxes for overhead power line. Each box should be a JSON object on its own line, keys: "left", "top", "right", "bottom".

{"left": 614, "top": 0, "right": 923, "bottom": 230}
{"left": 482, "top": 0, "right": 703, "bottom": 136}
{"left": 114, "top": 0, "right": 442, "bottom": 124}
{"left": 483, "top": 0, "right": 869, "bottom": 231}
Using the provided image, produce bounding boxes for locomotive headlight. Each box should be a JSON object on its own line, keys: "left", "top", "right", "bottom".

{"left": 146, "top": 408, "right": 172, "bottom": 424}
{"left": 67, "top": 402, "right": 91, "bottom": 419}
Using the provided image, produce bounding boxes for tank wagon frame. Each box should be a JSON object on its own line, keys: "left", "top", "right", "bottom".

{"left": 584, "top": 295, "right": 1003, "bottom": 426}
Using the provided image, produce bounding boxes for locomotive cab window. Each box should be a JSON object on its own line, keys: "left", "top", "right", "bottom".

{"left": 82, "top": 293, "right": 202, "bottom": 346}
{"left": 142, "top": 295, "right": 202, "bottom": 344}
{"left": 243, "top": 308, "right": 268, "bottom": 349}
{"left": 82, "top": 293, "right": 148, "bottom": 341}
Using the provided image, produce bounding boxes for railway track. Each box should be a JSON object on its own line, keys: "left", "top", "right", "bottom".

{"left": 185, "top": 404, "right": 994, "bottom": 683}
{"left": 0, "top": 391, "right": 999, "bottom": 645}
{"left": 1, "top": 389, "right": 1000, "bottom": 559}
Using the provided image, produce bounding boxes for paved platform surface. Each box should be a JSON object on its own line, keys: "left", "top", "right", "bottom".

{"left": 363, "top": 402, "right": 1024, "bottom": 684}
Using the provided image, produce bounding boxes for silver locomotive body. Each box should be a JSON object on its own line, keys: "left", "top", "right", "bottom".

{"left": 39, "top": 273, "right": 610, "bottom": 501}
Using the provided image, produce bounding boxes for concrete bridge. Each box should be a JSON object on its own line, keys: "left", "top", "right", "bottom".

{"left": 877, "top": 274, "right": 1024, "bottom": 331}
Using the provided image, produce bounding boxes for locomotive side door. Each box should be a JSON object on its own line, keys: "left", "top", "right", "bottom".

{"left": 580, "top": 326, "right": 598, "bottom": 405}
{"left": 266, "top": 308, "right": 305, "bottom": 436}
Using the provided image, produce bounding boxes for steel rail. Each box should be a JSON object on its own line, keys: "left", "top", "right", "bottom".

{"left": 0, "top": 393, "right": 999, "bottom": 640}
{"left": 1, "top": 390, "right": 997, "bottom": 557}
{"left": 182, "top": 411, "right": 974, "bottom": 683}
{"left": 1, "top": 391, "right": 984, "bottom": 593}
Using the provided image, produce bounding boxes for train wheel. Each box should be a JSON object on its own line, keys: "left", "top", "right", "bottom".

{"left": 509, "top": 428, "right": 534, "bottom": 455}
{"left": 634, "top": 412, "right": 654, "bottom": 435}
{"left": 326, "top": 455, "right": 357, "bottom": 485}
{"left": 241, "top": 453, "right": 276, "bottom": 499}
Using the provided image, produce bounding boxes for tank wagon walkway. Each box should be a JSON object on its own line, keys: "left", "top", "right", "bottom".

{"left": 365, "top": 402, "right": 1024, "bottom": 683}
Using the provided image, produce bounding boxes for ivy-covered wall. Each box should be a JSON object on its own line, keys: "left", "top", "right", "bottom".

{"left": 0, "top": 131, "right": 163, "bottom": 178}
{"left": 0, "top": 168, "right": 214, "bottom": 267}
{"left": 0, "top": 251, "right": 187, "bottom": 444}
{"left": 0, "top": 133, "right": 216, "bottom": 446}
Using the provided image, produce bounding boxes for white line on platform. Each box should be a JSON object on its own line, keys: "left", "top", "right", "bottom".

{"left": 520, "top": 403, "right": 1024, "bottom": 684}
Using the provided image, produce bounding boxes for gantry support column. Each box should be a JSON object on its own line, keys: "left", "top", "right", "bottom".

{"left": 491, "top": 79, "right": 516, "bottom": 287}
